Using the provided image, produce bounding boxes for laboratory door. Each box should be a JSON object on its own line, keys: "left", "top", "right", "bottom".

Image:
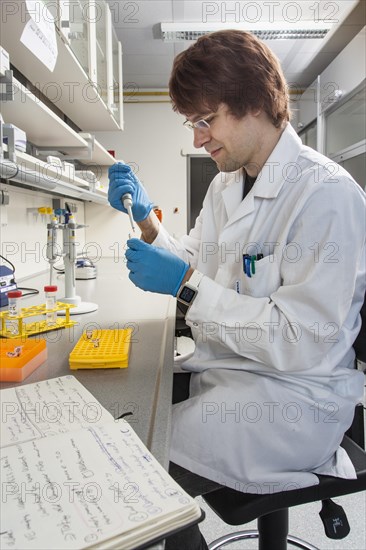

{"left": 188, "top": 156, "right": 219, "bottom": 231}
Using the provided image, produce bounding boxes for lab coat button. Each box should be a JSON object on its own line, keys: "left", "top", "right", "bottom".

{"left": 193, "top": 322, "right": 198, "bottom": 327}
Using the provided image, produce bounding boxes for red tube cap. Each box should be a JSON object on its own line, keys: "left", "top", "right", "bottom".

{"left": 7, "top": 290, "right": 22, "bottom": 298}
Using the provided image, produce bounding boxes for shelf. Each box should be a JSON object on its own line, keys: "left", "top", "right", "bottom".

{"left": 94, "top": 183, "right": 108, "bottom": 195}
{"left": 1, "top": 79, "right": 88, "bottom": 148}
{"left": 0, "top": 2, "right": 121, "bottom": 131}
{"left": 93, "top": 139, "right": 116, "bottom": 166}
{"left": 0, "top": 154, "right": 108, "bottom": 205}
{"left": 1, "top": 78, "right": 116, "bottom": 165}
{"left": 79, "top": 135, "right": 116, "bottom": 166}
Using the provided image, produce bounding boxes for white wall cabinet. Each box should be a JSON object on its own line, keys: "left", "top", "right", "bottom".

{"left": 324, "top": 81, "right": 366, "bottom": 190}
{"left": 1, "top": 0, "right": 123, "bottom": 131}
{"left": 0, "top": 0, "right": 124, "bottom": 203}
{"left": 297, "top": 27, "right": 365, "bottom": 187}
{"left": 325, "top": 83, "right": 365, "bottom": 157}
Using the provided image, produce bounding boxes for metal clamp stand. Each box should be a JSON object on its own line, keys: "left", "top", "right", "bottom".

{"left": 47, "top": 214, "right": 98, "bottom": 315}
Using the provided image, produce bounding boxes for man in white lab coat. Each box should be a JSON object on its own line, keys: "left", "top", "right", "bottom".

{"left": 109, "top": 30, "right": 365, "bottom": 550}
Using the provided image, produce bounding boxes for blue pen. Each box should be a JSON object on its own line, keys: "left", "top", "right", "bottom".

{"left": 245, "top": 257, "right": 252, "bottom": 277}
{"left": 243, "top": 254, "right": 262, "bottom": 277}
{"left": 243, "top": 254, "right": 250, "bottom": 276}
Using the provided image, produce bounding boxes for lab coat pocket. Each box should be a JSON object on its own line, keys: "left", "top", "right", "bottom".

{"left": 242, "top": 255, "right": 281, "bottom": 298}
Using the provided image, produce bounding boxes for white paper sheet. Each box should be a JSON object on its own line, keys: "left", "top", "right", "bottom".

{"left": 20, "top": 0, "right": 58, "bottom": 71}
{"left": 0, "top": 375, "right": 113, "bottom": 448}
{"left": 0, "top": 420, "right": 197, "bottom": 550}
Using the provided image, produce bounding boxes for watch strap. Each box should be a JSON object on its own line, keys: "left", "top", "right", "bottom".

{"left": 186, "top": 269, "right": 204, "bottom": 289}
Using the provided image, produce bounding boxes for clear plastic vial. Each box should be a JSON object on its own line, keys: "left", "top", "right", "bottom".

{"left": 44, "top": 285, "right": 58, "bottom": 326}
{"left": 7, "top": 290, "right": 22, "bottom": 316}
{"left": 6, "top": 290, "right": 22, "bottom": 335}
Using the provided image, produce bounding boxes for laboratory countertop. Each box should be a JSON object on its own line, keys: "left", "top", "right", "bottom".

{"left": 0, "top": 258, "right": 177, "bottom": 469}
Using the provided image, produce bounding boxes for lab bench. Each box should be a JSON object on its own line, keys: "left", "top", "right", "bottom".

{"left": 0, "top": 257, "right": 177, "bottom": 469}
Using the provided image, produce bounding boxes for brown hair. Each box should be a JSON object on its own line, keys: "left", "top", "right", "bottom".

{"left": 169, "top": 30, "right": 290, "bottom": 128}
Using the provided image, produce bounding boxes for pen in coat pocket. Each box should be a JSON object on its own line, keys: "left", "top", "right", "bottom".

{"left": 243, "top": 254, "right": 264, "bottom": 277}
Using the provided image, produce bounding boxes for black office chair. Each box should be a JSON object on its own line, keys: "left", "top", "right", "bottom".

{"left": 203, "top": 302, "right": 366, "bottom": 550}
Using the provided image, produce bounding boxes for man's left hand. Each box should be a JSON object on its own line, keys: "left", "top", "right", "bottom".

{"left": 125, "top": 238, "right": 189, "bottom": 296}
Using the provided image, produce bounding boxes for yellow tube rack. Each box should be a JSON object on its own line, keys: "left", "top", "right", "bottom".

{"left": 69, "top": 329, "right": 132, "bottom": 369}
{"left": 0, "top": 302, "right": 77, "bottom": 338}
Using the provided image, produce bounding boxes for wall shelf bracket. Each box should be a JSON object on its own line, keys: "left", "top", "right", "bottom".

{"left": 0, "top": 70, "right": 14, "bottom": 102}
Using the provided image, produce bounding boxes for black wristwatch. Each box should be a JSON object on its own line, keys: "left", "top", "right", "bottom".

{"left": 177, "top": 270, "right": 204, "bottom": 309}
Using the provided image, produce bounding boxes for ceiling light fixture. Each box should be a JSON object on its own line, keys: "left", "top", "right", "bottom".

{"left": 160, "top": 22, "right": 333, "bottom": 42}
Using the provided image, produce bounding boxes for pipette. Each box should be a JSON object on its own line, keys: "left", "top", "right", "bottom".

{"left": 122, "top": 193, "right": 135, "bottom": 233}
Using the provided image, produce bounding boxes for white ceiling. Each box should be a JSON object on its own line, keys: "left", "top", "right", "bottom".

{"left": 107, "top": 0, "right": 364, "bottom": 91}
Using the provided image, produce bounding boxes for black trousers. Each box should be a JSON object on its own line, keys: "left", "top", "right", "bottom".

{"left": 164, "top": 373, "right": 223, "bottom": 550}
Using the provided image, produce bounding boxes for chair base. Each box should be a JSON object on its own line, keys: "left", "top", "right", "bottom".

{"left": 208, "top": 531, "right": 319, "bottom": 550}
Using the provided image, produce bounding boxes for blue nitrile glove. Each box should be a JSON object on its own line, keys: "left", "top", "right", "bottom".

{"left": 108, "top": 163, "right": 153, "bottom": 222}
{"left": 125, "top": 238, "right": 189, "bottom": 296}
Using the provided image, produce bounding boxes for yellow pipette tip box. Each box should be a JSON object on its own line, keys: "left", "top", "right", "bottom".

{"left": 69, "top": 329, "right": 132, "bottom": 370}
{"left": 0, "top": 338, "right": 47, "bottom": 382}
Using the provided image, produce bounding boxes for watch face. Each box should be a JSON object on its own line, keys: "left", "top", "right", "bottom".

{"left": 179, "top": 286, "right": 196, "bottom": 304}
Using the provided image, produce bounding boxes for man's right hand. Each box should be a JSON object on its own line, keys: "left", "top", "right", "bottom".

{"left": 108, "top": 163, "right": 153, "bottom": 222}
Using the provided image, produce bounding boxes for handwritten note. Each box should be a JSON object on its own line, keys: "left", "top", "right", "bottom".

{"left": 0, "top": 376, "right": 113, "bottom": 448}
{"left": 1, "top": 420, "right": 197, "bottom": 550}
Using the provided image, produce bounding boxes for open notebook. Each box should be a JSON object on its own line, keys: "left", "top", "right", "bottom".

{"left": 0, "top": 376, "right": 203, "bottom": 550}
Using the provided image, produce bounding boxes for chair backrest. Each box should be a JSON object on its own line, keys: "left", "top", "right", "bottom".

{"left": 353, "top": 296, "right": 366, "bottom": 363}
{"left": 346, "top": 294, "right": 366, "bottom": 448}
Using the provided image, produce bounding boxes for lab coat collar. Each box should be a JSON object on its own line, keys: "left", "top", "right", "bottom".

{"left": 221, "top": 171, "right": 245, "bottom": 220}
{"left": 254, "top": 123, "right": 302, "bottom": 198}
{"left": 221, "top": 123, "right": 302, "bottom": 226}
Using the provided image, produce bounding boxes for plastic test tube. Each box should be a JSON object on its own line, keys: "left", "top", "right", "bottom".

{"left": 6, "top": 290, "right": 22, "bottom": 335}
{"left": 44, "top": 285, "right": 58, "bottom": 326}
{"left": 7, "top": 290, "right": 22, "bottom": 316}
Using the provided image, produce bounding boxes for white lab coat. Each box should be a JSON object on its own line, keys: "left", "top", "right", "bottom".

{"left": 154, "top": 123, "right": 366, "bottom": 493}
